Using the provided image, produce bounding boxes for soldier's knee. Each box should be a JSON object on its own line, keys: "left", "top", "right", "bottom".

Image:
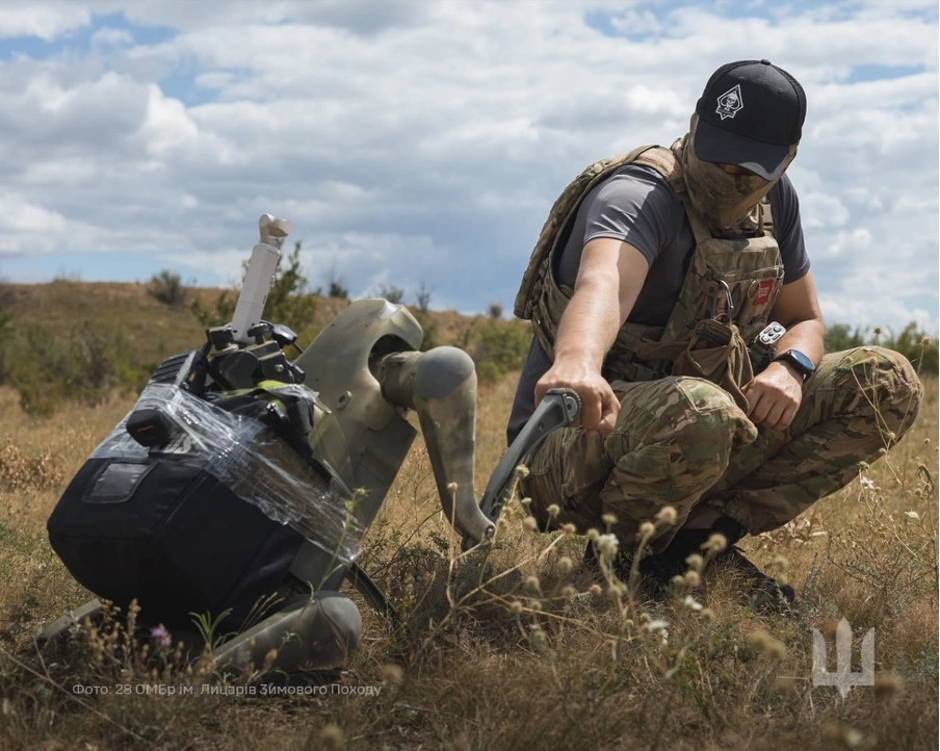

{"left": 606, "top": 377, "right": 756, "bottom": 479}
{"left": 874, "top": 347, "right": 922, "bottom": 433}
{"left": 673, "top": 379, "right": 757, "bottom": 463}
{"left": 673, "top": 377, "right": 742, "bottom": 414}
{"left": 835, "top": 346, "right": 923, "bottom": 435}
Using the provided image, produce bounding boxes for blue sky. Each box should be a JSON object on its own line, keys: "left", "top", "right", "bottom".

{"left": 0, "top": 0, "right": 936, "bottom": 335}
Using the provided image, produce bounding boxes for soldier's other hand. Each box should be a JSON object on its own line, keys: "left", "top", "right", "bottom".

{"left": 744, "top": 362, "right": 804, "bottom": 431}
{"left": 535, "top": 366, "right": 619, "bottom": 436}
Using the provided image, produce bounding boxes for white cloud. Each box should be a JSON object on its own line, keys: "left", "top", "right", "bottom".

{"left": 90, "top": 26, "right": 132, "bottom": 47}
{"left": 0, "top": 194, "right": 68, "bottom": 235}
{"left": 821, "top": 228, "right": 873, "bottom": 258}
{"left": 0, "top": 3, "right": 91, "bottom": 41}
{"left": 0, "top": 0, "right": 936, "bottom": 334}
{"left": 134, "top": 85, "right": 199, "bottom": 158}
{"left": 0, "top": 192, "right": 103, "bottom": 254}
{"left": 800, "top": 193, "right": 852, "bottom": 231}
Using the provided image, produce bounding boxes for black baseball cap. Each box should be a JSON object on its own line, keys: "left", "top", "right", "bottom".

{"left": 693, "top": 59, "right": 806, "bottom": 181}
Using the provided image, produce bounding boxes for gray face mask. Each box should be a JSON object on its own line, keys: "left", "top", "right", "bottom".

{"left": 678, "top": 122, "right": 792, "bottom": 233}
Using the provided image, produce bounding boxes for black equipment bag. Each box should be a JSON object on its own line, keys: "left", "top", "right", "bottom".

{"left": 47, "top": 454, "right": 305, "bottom": 629}
{"left": 45, "top": 348, "right": 324, "bottom": 631}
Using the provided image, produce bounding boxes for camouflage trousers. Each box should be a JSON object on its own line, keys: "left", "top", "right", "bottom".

{"left": 523, "top": 346, "right": 923, "bottom": 550}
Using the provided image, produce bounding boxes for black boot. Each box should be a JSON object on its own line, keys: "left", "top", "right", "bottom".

{"left": 583, "top": 517, "right": 795, "bottom": 608}
{"left": 636, "top": 528, "right": 712, "bottom": 595}
{"left": 583, "top": 529, "right": 710, "bottom": 595}
{"left": 709, "top": 516, "right": 796, "bottom": 608}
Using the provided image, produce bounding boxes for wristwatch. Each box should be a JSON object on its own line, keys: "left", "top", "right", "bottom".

{"left": 773, "top": 349, "right": 815, "bottom": 381}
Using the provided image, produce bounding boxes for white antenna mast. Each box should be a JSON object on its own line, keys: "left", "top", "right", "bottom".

{"left": 230, "top": 214, "right": 291, "bottom": 344}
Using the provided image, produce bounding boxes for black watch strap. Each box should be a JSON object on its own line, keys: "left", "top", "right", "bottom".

{"left": 773, "top": 349, "right": 815, "bottom": 380}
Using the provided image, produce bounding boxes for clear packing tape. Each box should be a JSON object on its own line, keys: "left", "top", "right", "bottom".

{"left": 91, "top": 382, "right": 363, "bottom": 562}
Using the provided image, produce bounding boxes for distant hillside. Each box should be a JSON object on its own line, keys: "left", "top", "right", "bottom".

{"left": 0, "top": 279, "right": 934, "bottom": 417}
{"left": 4, "top": 279, "right": 519, "bottom": 349}
{"left": 2, "top": 281, "right": 213, "bottom": 366}
{"left": 0, "top": 280, "right": 531, "bottom": 415}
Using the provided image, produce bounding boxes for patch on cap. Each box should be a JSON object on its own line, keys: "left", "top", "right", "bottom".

{"left": 715, "top": 84, "right": 744, "bottom": 120}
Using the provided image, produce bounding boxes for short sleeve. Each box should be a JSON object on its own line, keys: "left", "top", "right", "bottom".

{"left": 581, "top": 165, "right": 685, "bottom": 268}
{"left": 768, "top": 175, "right": 810, "bottom": 283}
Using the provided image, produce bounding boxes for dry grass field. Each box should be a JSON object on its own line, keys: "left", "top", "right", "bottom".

{"left": 0, "top": 292, "right": 936, "bottom": 751}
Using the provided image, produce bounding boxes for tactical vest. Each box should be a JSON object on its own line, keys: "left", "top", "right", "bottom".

{"left": 513, "top": 144, "right": 784, "bottom": 410}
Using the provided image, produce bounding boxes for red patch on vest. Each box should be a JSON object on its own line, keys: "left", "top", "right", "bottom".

{"left": 753, "top": 280, "right": 774, "bottom": 307}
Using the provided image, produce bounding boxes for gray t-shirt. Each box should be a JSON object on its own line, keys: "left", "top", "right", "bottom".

{"left": 506, "top": 163, "right": 810, "bottom": 444}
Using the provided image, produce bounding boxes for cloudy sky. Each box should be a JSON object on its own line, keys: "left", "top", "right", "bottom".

{"left": 0, "top": 0, "right": 936, "bottom": 335}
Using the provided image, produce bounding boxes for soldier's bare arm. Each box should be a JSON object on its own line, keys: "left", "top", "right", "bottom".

{"left": 535, "top": 237, "right": 650, "bottom": 435}
{"left": 744, "top": 270, "right": 825, "bottom": 431}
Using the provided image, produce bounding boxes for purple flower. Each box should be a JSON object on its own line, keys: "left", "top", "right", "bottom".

{"left": 150, "top": 625, "right": 172, "bottom": 648}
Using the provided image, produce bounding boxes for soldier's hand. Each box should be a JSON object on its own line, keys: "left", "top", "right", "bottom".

{"left": 535, "top": 365, "right": 619, "bottom": 436}
{"left": 743, "top": 362, "right": 804, "bottom": 431}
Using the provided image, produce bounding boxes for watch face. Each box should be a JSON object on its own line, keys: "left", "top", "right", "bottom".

{"left": 783, "top": 349, "right": 814, "bottom": 376}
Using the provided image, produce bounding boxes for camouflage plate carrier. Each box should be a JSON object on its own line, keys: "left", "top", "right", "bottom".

{"left": 513, "top": 143, "right": 783, "bottom": 409}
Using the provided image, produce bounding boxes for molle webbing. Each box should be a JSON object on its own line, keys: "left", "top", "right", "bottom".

{"left": 513, "top": 145, "right": 680, "bottom": 322}
{"left": 514, "top": 144, "right": 784, "bottom": 400}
